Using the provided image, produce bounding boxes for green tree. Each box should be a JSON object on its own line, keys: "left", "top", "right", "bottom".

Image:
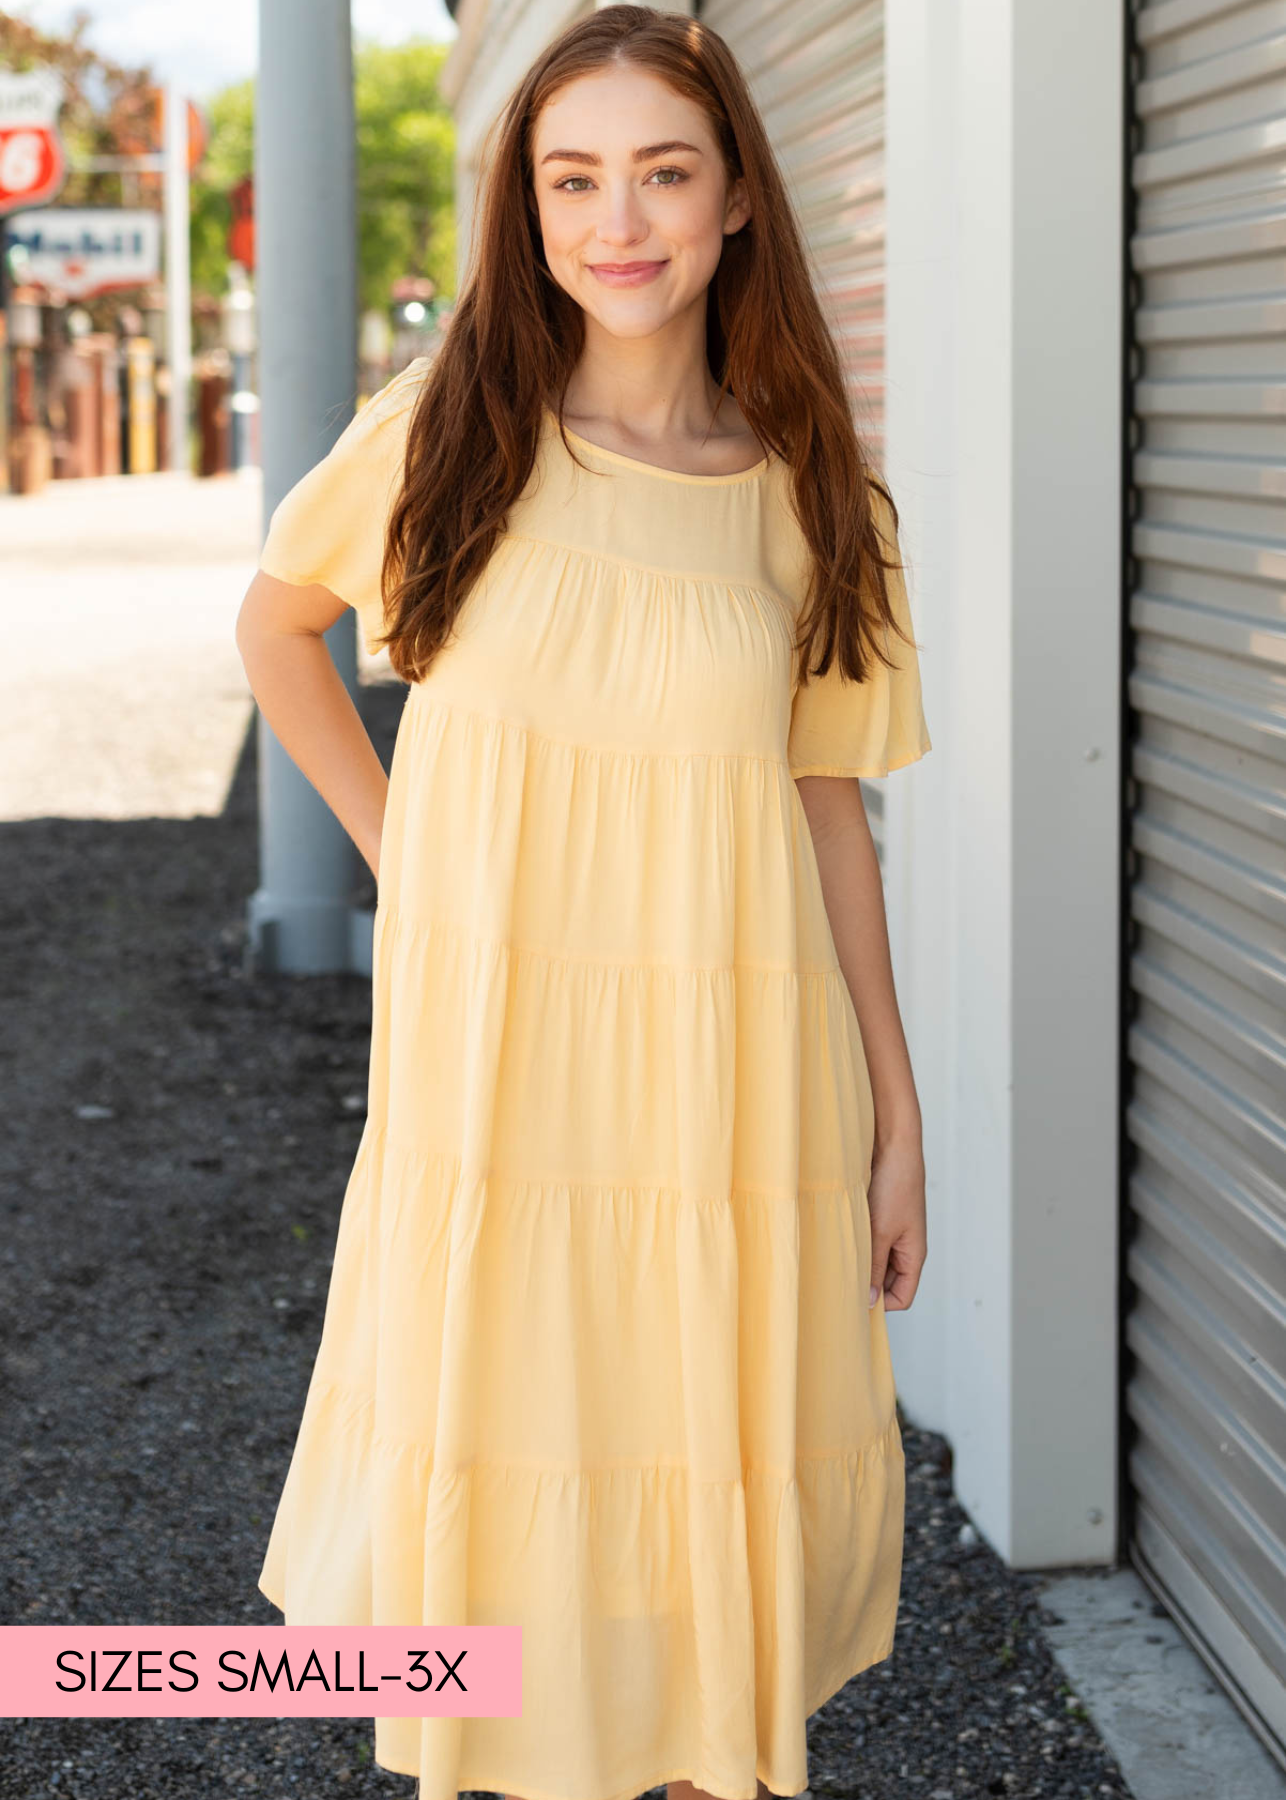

{"left": 354, "top": 39, "right": 455, "bottom": 314}
{"left": 190, "top": 78, "right": 253, "bottom": 303}
{"left": 190, "top": 38, "right": 455, "bottom": 312}
{"left": 0, "top": 8, "right": 161, "bottom": 329}
{"left": 0, "top": 9, "right": 158, "bottom": 208}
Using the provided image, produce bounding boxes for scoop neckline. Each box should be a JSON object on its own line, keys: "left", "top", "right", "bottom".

{"left": 543, "top": 406, "right": 770, "bottom": 485}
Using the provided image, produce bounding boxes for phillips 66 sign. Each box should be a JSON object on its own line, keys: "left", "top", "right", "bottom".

{"left": 0, "top": 70, "right": 67, "bottom": 216}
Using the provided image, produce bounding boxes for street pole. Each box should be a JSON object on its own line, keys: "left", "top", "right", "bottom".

{"left": 162, "top": 81, "right": 191, "bottom": 474}
{"left": 248, "top": 0, "right": 364, "bottom": 976}
{"left": 222, "top": 262, "right": 256, "bottom": 472}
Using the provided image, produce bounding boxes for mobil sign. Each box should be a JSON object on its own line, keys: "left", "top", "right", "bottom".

{"left": 4, "top": 209, "right": 161, "bottom": 298}
{"left": 0, "top": 70, "right": 67, "bottom": 215}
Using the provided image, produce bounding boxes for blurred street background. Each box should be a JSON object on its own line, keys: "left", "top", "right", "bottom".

{"left": 1, "top": 466, "right": 260, "bottom": 819}
{"left": 0, "top": 7, "right": 455, "bottom": 493}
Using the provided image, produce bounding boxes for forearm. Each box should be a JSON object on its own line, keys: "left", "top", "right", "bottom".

{"left": 235, "top": 621, "right": 389, "bottom": 878}
{"left": 796, "top": 776, "right": 922, "bottom": 1154}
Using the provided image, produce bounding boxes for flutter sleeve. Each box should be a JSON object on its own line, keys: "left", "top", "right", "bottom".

{"left": 257, "top": 356, "right": 429, "bottom": 657}
{"left": 786, "top": 485, "right": 932, "bottom": 778}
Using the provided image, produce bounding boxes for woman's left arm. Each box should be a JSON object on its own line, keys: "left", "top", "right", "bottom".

{"left": 796, "top": 773, "right": 928, "bottom": 1314}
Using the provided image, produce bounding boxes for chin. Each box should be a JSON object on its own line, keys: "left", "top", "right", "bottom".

{"left": 593, "top": 307, "right": 676, "bottom": 338}
{"left": 566, "top": 285, "right": 666, "bottom": 328}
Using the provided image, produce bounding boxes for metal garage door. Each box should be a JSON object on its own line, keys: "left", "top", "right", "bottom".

{"left": 1124, "top": 0, "right": 1286, "bottom": 1766}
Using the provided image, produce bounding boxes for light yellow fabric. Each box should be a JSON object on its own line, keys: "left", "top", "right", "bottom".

{"left": 258, "top": 364, "right": 420, "bottom": 658}
{"left": 257, "top": 357, "right": 932, "bottom": 1800}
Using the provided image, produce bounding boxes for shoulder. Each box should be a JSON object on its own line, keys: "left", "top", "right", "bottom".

{"left": 310, "top": 356, "right": 431, "bottom": 486}
{"left": 356, "top": 355, "right": 432, "bottom": 433}
{"left": 263, "top": 359, "right": 432, "bottom": 558}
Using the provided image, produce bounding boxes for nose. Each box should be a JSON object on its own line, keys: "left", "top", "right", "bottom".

{"left": 594, "top": 178, "right": 650, "bottom": 250}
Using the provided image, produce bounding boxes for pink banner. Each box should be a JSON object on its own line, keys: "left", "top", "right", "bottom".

{"left": 0, "top": 1626, "right": 521, "bottom": 1718}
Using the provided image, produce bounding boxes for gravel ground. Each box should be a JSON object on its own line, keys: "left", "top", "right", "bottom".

{"left": 0, "top": 674, "right": 1133, "bottom": 1800}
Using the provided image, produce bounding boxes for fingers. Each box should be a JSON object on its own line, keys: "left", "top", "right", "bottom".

{"left": 868, "top": 1240, "right": 888, "bottom": 1309}
{"left": 869, "top": 1236, "right": 925, "bottom": 1312}
{"left": 881, "top": 1262, "right": 923, "bottom": 1312}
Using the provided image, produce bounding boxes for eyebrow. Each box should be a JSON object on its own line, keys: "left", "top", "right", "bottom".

{"left": 538, "top": 140, "right": 705, "bottom": 167}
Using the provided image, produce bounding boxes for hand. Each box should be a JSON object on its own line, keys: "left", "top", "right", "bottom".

{"left": 867, "top": 1134, "right": 927, "bottom": 1313}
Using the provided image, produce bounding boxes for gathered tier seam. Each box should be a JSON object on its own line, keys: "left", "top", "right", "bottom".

{"left": 498, "top": 529, "right": 795, "bottom": 611}
{"left": 405, "top": 688, "right": 796, "bottom": 771}
{"left": 365, "top": 1128, "right": 867, "bottom": 1204}
{"left": 305, "top": 1373, "right": 902, "bottom": 1479}
{"left": 374, "top": 904, "right": 845, "bottom": 982}
{"left": 360, "top": 1123, "right": 866, "bottom": 1204}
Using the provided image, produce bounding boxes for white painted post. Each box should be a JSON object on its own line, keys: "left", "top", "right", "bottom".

{"left": 883, "top": 0, "right": 1124, "bottom": 1567}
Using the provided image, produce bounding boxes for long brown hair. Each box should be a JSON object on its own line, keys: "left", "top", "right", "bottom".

{"left": 380, "top": 3, "right": 913, "bottom": 691}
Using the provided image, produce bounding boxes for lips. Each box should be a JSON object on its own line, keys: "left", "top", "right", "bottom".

{"left": 587, "top": 259, "right": 668, "bottom": 287}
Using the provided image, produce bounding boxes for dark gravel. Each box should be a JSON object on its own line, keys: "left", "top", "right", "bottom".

{"left": 0, "top": 676, "right": 1132, "bottom": 1799}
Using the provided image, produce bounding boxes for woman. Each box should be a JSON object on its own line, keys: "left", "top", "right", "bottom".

{"left": 235, "top": 8, "right": 931, "bottom": 1800}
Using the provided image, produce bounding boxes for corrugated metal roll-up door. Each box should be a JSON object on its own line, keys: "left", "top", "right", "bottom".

{"left": 1124, "top": 0, "right": 1286, "bottom": 1767}
{"left": 700, "top": 0, "right": 896, "bottom": 843}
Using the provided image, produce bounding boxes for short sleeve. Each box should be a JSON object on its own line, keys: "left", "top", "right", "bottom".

{"left": 257, "top": 357, "right": 429, "bottom": 656}
{"left": 786, "top": 487, "right": 932, "bottom": 778}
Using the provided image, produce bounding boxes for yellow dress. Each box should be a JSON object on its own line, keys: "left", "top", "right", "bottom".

{"left": 255, "top": 356, "right": 932, "bottom": 1800}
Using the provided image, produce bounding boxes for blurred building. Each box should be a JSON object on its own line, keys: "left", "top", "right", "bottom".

{"left": 442, "top": 0, "right": 1286, "bottom": 1768}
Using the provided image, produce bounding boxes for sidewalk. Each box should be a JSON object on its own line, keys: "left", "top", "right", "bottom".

{"left": 0, "top": 468, "right": 264, "bottom": 822}
{"left": 0, "top": 471, "right": 1139, "bottom": 1797}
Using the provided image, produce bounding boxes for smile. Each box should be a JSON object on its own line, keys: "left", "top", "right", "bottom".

{"left": 587, "top": 260, "right": 668, "bottom": 287}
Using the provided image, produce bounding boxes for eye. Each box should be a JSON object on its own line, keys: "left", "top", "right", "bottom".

{"left": 551, "top": 166, "right": 690, "bottom": 193}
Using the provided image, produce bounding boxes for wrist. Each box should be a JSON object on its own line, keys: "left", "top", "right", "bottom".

{"left": 872, "top": 1103, "right": 923, "bottom": 1159}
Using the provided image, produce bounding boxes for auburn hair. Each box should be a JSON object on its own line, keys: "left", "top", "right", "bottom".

{"left": 379, "top": 2, "right": 913, "bottom": 692}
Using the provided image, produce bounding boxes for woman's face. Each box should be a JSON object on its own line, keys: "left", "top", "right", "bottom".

{"left": 531, "top": 64, "right": 750, "bottom": 342}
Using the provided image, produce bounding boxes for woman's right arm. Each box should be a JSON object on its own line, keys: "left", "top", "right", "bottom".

{"left": 234, "top": 570, "right": 389, "bottom": 880}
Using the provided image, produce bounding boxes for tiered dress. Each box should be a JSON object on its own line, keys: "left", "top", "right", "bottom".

{"left": 255, "top": 356, "right": 932, "bottom": 1800}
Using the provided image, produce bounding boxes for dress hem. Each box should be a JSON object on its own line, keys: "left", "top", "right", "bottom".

{"left": 258, "top": 1574, "right": 894, "bottom": 1800}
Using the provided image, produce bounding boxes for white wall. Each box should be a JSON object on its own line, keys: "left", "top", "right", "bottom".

{"left": 883, "top": 0, "right": 1124, "bottom": 1567}
{"left": 442, "top": 0, "right": 589, "bottom": 282}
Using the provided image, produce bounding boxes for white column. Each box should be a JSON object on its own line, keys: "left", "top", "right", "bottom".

{"left": 248, "top": 0, "right": 367, "bottom": 975}
{"left": 879, "top": 0, "right": 959, "bottom": 1457}
{"left": 883, "top": 0, "right": 1124, "bottom": 1566}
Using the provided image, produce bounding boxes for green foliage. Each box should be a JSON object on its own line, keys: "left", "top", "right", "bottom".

{"left": 0, "top": 8, "right": 159, "bottom": 207}
{"left": 190, "top": 38, "right": 456, "bottom": 312}
{"left": 354, "top": 38, "right": 456, "bottom": 314}
{"left": 190, "top": 78, "right": 254, "bottom": 305}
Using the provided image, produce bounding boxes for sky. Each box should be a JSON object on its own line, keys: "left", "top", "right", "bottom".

{"left": 10, "top": 0, "right": 457, "bottom": 99}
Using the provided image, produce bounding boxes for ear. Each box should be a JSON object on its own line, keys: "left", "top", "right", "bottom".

{"left": 723, "top": 173, "right": 751, "bottom": 236}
